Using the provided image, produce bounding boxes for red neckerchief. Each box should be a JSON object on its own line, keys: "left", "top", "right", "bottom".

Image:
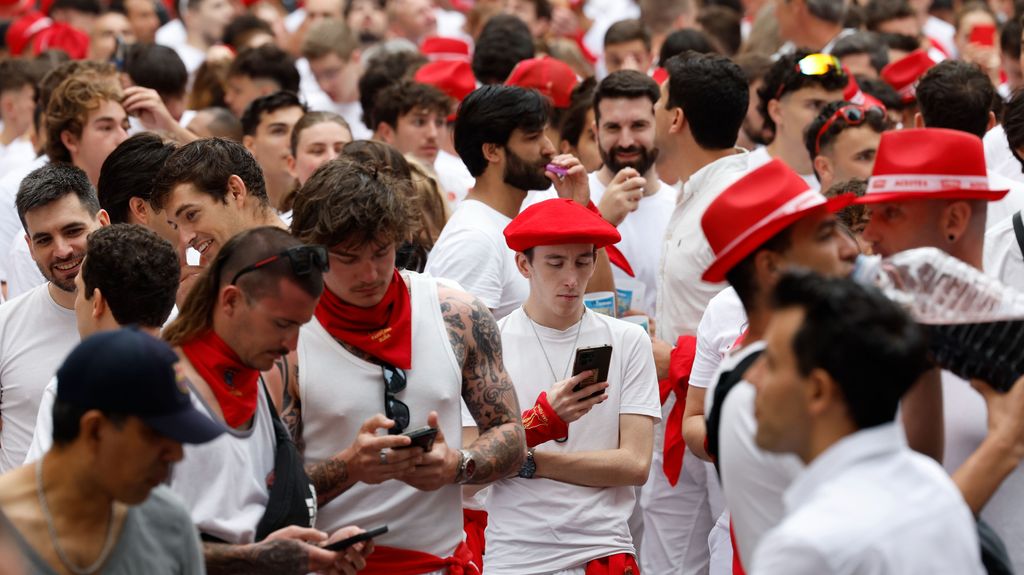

{"left": 181, "top": 329, "right": 260, "bottom": 428}
{"left": 314, "top": 269, "right": 413, "bottom": 369}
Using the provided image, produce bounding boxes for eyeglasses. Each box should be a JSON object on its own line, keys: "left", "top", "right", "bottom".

{"left": 813, "top": 104, "right": 887, "bottom": 156}
{"left": 775, "top": 53, "right": 845, "bottom": 100}
{"left": 382, "top": 364, "right": 410, "bottom": 435}
{"left": 230, "top": 245, "right": 329, "bottom": 286}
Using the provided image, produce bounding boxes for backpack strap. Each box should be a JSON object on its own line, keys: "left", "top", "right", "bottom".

{"left": 705, "top": 349, "right": 763, "bottom": 472}
{"left": 1013, "top": 211, "right": 1024, "bottom": 259}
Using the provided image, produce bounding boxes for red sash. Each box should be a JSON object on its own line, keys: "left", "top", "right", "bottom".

{"left": 462, "top": 509, "right": 488, "bottom": 570}
{"left": 585, "top": 553, "right": 640, "bottom": 574}
{"left": 361, "top": 540, "right": 480, "bottom": 575}
{"left": 523, "top": 391, "right": 569, "bottom": 447}
{"left": 730, "top": 521, "right": 746, "bottom": 575}
{"left": 659, "top": 335, "right": 697, "bottom": 486}
{"left": 181, "top": 329, "right": 259, "bottom": 428}
{"left": 314, "top": 269, "right": 413, "bottom": 369}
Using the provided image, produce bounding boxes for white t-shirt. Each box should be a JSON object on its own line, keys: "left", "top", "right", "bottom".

{"left": 746, "top": 146, "right": 818, "bottom": 191}
{"left": 752, "top": 424, "right": 984, "bottom": 575}
{"left": 589, "top": 171, "right": 675, "bottom": 316}
{"left": 426, "top": 199, "right": 528, "bottom": 319}
{"left": 5, "top": 232, "right": 45, "bottom": 301}
{"left": 987, "top": 172, "right": 1024, "bottom": 230}
{"left": 983, "top": 210, "right": 1024, "bottom": 289}
{"left": 688, "top": 287, "right": 746, "bottom": 391}
{"left": 0, "top": 139, "right": 35, "bottom": 180}
{"left": 481, "top": 308, "right": 661, "bottom": 575}
{"left": 0, "top": 283, "right": 78, "bottom": 472}
{"left": 0, "top": 154, "right": 47, "bottom": 283}
{"left": 657, "top": 151, "right": 753, "bottom": 342}
{"left": 704, "top": 342, "right": 802, "bottom": 568}
{"left": 984, "top": 125, "right": 1024, "bottom": 185}
{"left": 433, "top": 149, "right": 474, "bottom": 208}
{"left": 23, "top": 376, "right": 57, "bottom": 463}
{"left": 924, "top": 15, "right": 957, "bottom": 58}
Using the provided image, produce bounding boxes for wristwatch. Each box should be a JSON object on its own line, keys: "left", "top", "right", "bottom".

{"left": 518, "top": 448, "right": 537, "bottom": 479}
{"left": 455, "top": 449, "right": 476, "bottom": 484}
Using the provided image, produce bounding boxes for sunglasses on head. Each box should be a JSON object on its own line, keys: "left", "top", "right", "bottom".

{"left": 382, "top": 364, "right": 410, "bottom": 435}
{"left": 230, "top": 244, "right": 330, "bottom": 286}
{"left": 775, "top": 53, "right": 845, "bottom": 100}
{"left": 813, "top": 104, "right": 887, "bottom": 156}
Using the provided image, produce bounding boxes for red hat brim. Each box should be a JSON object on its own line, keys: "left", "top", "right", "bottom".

{"left": 701, "top": 193, "right": 856, "bottom": 283}
{"left": 853, "top": 188, "right": 1009, "bottom": 205}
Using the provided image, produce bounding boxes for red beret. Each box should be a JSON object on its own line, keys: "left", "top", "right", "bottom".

{"left": 505, "top": 199, "right": 621, "bottom": 252}
{"left": 414, "top": 60, "right": 476, "bottom": 103}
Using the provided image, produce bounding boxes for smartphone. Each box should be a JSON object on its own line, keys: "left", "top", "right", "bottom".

{"left": 323, "top": 525, "right": 389, "bottom": 552}
{"left": 571, "top": 345, "right": 613, "bottom": 400}
{"left": 393, "top": 426, "right": 439, "bottom": 452}
{"left": 969, "top": 24, "right": 996, "bottom": 47}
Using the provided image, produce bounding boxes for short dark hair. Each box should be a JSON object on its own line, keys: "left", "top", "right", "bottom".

{"left": 0, "top": 59, "right": 35, "bottom": 95}
{"left": 759, "top": 50, "right": 848, "bottom": 134}
{"left": 223, "top": 13, "right": 274, "bottom": 48}
{"left": 1002, "top": 17, "right": 1022, "bottom": 59}
{"left": 124, "top": 44, "right": 188, "bottom": 99}
{"left": 603, "top": 19, "right": 651, "bottom": 51}
{"left": 454, "top": 85, "right": 551, "bottom": 176}
{"left": 665, "top": 51, "right": 748, "bottom": 150}
{"left": 240, "top": 91, "right": 307, "bottom": 137}
{"left": 51, "top": 400, "right": 126, "bottom": 446}
{"left": 658, "top": 29, "right": 717, "bottom": 67}
{"left": 152, "top": 138, "right": 268, "bottom": 211}
{"left": 50, "top": 0, "right": 102, "bottom": 14}
{"left": 82, "top": 224, "right": 179, "bottom": 328}
{"left": 856, "top": 75, "right": 903, "bottom": 110}
{"left": 472, "top": 15, "right": 536, "bottom": 84}
{"left": 358, "top": 49, "right": 427, "bottom": 127}
{"left": 771, "top": 270, "right": 930, "bottom": 430}
{"left": 98, "top": 133, "right": 177, "bottom": 224}
{"left": 292, "top": 157, "right": 412, "bottom": 248}
{"left": 864, "top": 0, "right": 915, "bottom": 31}
{"left": 880, "top": 32, "right": 920, "bottom": 53}
{"left": 227, "top": 44, "right": 300, "bottom": 95}
{"left": 371, "top": 80, "right": 450, "bottom": 131}
{"left": 198, "top": 107, "right": 244, "bottom": 141}
{"left": 697, "top": 6, "right": 741, "bottom": 56}
{"left": 592, "top": 70, "right": 660, "bottom": 124}
{"left": 831, "top": 31, "right": 889, "bottom": 73}
{"left": 724, "top": 227, "right": 793, "bottom": 311}
{"left": 16, "top": 163, "right": 100, "bottom": 231}
{"left": 342, "top": 140, "right": 413, "bottom": 181}
{"left": 1003, "top": 89, "right": 1024, "bottom": 170}
{"left": 559, "top": 77, "right": 598, "bottom": 147}
{"left": 916, "top": 59, "right": 995, "bottom": 139}
{"left": 804, "top": 100, "right": 886, "bottom": 162}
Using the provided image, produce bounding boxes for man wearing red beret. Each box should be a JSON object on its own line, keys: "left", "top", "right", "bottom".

{"left": 470, "top": 198, "right": 660, "bottom": 575}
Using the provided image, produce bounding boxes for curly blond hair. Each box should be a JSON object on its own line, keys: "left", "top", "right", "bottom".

{"left": 45, "top": 73, "right": 123, "bottom": 164}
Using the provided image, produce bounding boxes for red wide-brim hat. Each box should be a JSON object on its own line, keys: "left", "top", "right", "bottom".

{"left": 505, "top": 198, "right": 621, "bottom": 252}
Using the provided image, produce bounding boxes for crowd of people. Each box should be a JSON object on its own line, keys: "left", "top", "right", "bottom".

{"left": 2, "top": 0, "right": 1024, "bottom": 572}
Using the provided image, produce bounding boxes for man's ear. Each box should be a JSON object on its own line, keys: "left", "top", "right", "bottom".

{"left": 242, "top": 134, "right": 256, "bottom": 152}
{"left": 515, "top": 252, "right": 532, "bottom": 278}
{"left": 482, "top": 142, "right": 503, "bottom": 165}
{"left": 941, "top": 200, "right": 973, "bottom": 243}
{"left": 91, "top": 287, "right": 107, "bottom": 320}
{"left": 813, "top": 155, "right": 833, "bottom": 187}
{"left": 96, "top": 209, "right": 110, "bottom": 227}
{"left": 767, "top": 98, "right": 783, "bottom": 129}
{"left": 128, "top": 197, "right": 150, "bottom": 224}
{"left": 805, "top": 367, "right": 838, "bottom": 418}
{"left": 60, "top": 130, "right": 80, "bottom": 158}
{"left": 286, "top": 154, "right": 298, "bottom": 179}
{"left": 669, "top": 106, "right": 685, "bottom": 135}
{"left": 913, "top": 112, "right": 924, "bottom": 128}
{"left": 226, "top": 174, "right": 248, "bottom": 207}
{"left": 987, "top": 110, "right": 997, "bottom": 132}
{"left": 377, "top": 122, "right": 395, "bottom": 144}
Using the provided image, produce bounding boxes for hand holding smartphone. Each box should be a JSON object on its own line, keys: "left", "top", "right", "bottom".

{"left": 323, "top": 525, "right": 388, "bottom": 552}
{"left": 572, "top": 345, "right": 612, "bottom": 400}
{"left": 393, "top": 426, "right": 439, "bottom": 452}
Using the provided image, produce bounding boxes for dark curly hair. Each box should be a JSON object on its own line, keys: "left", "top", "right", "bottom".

{"left": 151, "top": 138, "right": 269, "bottom": 211}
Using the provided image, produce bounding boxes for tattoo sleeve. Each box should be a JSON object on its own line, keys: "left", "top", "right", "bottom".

{"left": 203, "top": 540, "right": 307, "bottom": 575}
{"left": 441, "top": 290, "right": 525, "bottom": 483}
{"left": 305, "top": 454, "right": 352, "bottom": 506}
{"left": 279, "top": 357, "right": 304, "bottom": 453}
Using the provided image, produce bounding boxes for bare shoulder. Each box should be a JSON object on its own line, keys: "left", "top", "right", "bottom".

{"left": 0, "top": 465, "right": 37, "bottom": 511}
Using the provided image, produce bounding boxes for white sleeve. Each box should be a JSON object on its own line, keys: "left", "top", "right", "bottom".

{"left": 750, "top": 530, "right": 832, "bottom": 575}
{"left": 426, "top": 227, "right": 505, "bottom": 310}
{"left": 617, "top": 323, "right": 662, "bottom": 420}
{"left": 689, "top": 309, "right": 722, "bottom": 390}
{"left": 23, "top": 377, "right": 57, "bottom": 464}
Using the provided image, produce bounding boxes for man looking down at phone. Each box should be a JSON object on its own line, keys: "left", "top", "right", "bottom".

{"left": 473, "top": 198, "right": 660, "bottom": 575}
{"left": 287, "top": 158, "right": 526, "bottom": 574}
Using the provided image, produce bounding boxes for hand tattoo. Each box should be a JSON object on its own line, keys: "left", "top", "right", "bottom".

{"left": 203, "top": 540, "right": 308, "bottom": 575}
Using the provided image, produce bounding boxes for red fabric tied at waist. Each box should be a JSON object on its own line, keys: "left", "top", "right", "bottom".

{"left": 462, "top": 509, "right": 488, "bottom": 571}
{"left": 660, "top": 335, "right": 697, "bottom": 486}
{"left": 585, "top": 553, "right": 640, "bottom": 574}
{"left": 730, "top": 520, "right": 746, "bottom": 575}
{"left": 523, "top": 391, "right": 569, "bottom": 447}
{"left": 362, "top": 540, "right": 480, "bottom": 575}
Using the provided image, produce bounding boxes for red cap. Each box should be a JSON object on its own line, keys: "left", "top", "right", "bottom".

{"left": 701, "top": 159, "right": 855, "bottom": 283}
{"left": 33, "top": 22, "right": 89, "bottom": 59}
{"left": 505, "top": 199, "right": 621, "bottom": 252}
{"left": 651, "top": 66, "right": 669, "bottom": 85}
{"left": 414, "top": 60, "right": 476, "bottom": 104}
{"left": 505, "top": 57, "right": 579, "bottom": 109}
{"left": 420, "top": 36, "right": 471, "bottom": 62}
{"left": 5, "top": 11, "right": 51, "bottom": 56}
{"left": 856, "top": 128, "right": 1008, "bottom": 205}
{"left": 881, "top": 50, "right": 935, "bottom": 104}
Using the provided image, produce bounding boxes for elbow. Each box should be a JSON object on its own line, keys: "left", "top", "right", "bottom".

{"left": 628, "top": 460, "right": 652, "bottom": 486}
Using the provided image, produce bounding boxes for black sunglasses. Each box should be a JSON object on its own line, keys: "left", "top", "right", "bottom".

{"left": 382, "top": 364, "right": 410, "bottom": 435}
{"left": 230, "top": 245, "right": 329, "bottom": 286}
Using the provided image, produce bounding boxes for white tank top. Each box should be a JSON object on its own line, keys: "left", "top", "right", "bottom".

{"left": 169, "top": 379, "right": 277, "bottom": 544}
{"left": 298, "top": 271, "right": 465, "bottom": 557}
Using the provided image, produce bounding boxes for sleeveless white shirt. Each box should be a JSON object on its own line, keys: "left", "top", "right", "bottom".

{"left": 298, "top": 271, "right": 465, "bottom": 557}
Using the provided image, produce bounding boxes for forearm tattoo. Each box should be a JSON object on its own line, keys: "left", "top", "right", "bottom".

{"left": 278, "top": 358, "right": 304, "bottom": 453}
{"left": 305, "top": 456, "right": 350, "bottom": 505}
{"left": 203, "top": 540, "right": 307, "bottom": 575}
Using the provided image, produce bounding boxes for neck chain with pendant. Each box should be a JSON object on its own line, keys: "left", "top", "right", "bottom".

{"left": 35, "top": 458, "right": 117, "bottom": 575}
{"left": 525, "top": 308, "right": 586, "bottom": 382}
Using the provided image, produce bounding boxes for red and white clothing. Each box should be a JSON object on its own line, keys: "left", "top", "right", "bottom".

{"left": 481, "top": 308, "right": 660, "bottom": 575}
{"left": 589, "top": 171, "right": 675, "bottom": 316}
{"left": 427, "top": 200, "right": 529, "bottom": 319}
{"left": 297, "top": 271, "right": 465, "bottom": 561}
{"left": 984, "top": 210, "right": 1024, "bottom": 289}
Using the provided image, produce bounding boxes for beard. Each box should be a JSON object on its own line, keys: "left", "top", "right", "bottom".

{"left": 600, "top": 144, "right": 659, "bottom": 175}
{"left": 40, "top": 253, "right": 83, "bottom": 293}
{"left": 503, "top": 148, "right": 552, "bottom": 192}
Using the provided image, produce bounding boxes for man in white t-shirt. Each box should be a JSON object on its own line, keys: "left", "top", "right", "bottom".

{"left": 301, "top": 20, "right": 373, "bottom": 139}
{"left": 427, "top": 85, "right": 592, "bottom": 319}
{"left": 0, "top": 164, "right": 110, "bottom": 472}
{"left": 480, "top": 197, "right": 660, "bottom": 575}
{"left": 683, "top": 159, "right": 857, "bottom": 569}
{"left": 644, "top": 51, "right": 751, "bottom": 575}
{"left": 747, "top": 272, "right": 984, "bottom": 574}
{"left": 161, "top": 0, "right": 236, "bottom": 78}
{"left": 0, "top": 60, "right": 37, "bottom": 178}
{"left": 589, "top": 70, "right": 675, "bottom": 316}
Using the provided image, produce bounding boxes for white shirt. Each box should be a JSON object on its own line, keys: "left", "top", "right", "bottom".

{"left": 589, "top": 171, "right": 675, "bottom": 316}
{"left": 327, "top": 99, "right": 372, "bottom": 141}
{"left": 984, "top": 125, "right": 1024, "bottom": 185}
{"left": 0, "top": 154, "right": 47, "bottom": 283}
{"left": 657, "top": 151, "right": 753, "bottom": 342}
{"left": 688, "top": 287, "right": 746, "bottom": 391}
{"left": 983, "top": 210, "right": 1024, "bottom": 289}
{"left": 0, "top": 139, "right": 35, "bottom": 181}
{"left": 746, "top": 146, "right": 818, "bottom": 191}
{"left": 482, "top": 308, "right": 661, "bottom": 575}
{"left": 426, "top": 199, "right": 528, "bottom": 319}
{"left": 988, "top": 172, "right": 1024, "bottom": 229}
{"left": 752, "top": 423, "right": 985, "bottom": 575}
{"left": 23, "top": 375, "right": 56, "bottom": 463}
{"left": 433, "top": 149, "right": 474, "bottom": 208}
{"left": 924, "top": 16, "right": 957, "bottom": 58}
{"left": 5, "top": 232, "right": 45, "bottom": 301}
{"left": 0, "top": 283, "right": 78, "bottom": 472}
{"left": 704, "top": 342, "right": 802, "bottom": 568}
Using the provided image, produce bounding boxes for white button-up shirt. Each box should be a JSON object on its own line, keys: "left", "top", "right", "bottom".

{"left": 752, "top": 423, "right": 985, "bottom": 575}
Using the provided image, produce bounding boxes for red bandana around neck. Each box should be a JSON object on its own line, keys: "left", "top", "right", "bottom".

{"left": 315, "top": 269, "right": 413, "bottom": 369}
{"left": 181, "top": 329, "right": 260, "bottom": 428}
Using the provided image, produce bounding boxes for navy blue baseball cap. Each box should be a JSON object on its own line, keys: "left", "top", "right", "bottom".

{"left": 56, "top": 328, "right": 225, "bottom": 444}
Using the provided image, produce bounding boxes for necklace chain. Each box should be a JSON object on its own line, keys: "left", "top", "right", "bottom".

{"left": 35, "top": 459, "right": 117, "bottom": 575}
{"left": 525, "top": 308, "right": 586, "bottom": 382}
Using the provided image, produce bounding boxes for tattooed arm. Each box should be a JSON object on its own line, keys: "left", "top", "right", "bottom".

{"left": 440, "top": 286, "right": 525, "bottom": 484}
{"left": 204, "top": 541, "right": 309, "bottom": 575}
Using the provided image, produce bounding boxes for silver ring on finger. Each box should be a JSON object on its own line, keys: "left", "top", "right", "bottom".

{"left": 379, "top": 449, "right": 388, "bottom": 465}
